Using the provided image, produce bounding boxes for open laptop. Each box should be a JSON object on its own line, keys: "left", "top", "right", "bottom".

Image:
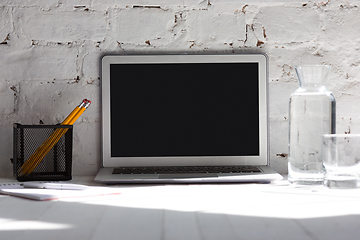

{"left": 95, "top": 54, "right": 282, "bottom": 183}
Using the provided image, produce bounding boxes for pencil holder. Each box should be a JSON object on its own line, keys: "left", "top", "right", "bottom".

{"left": 12, "top": 123, "right": 73, "bottom": 182}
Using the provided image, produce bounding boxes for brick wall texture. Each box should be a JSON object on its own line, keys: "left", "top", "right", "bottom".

{"left": 1, "top": 0, "right": 359, "bottom": 176}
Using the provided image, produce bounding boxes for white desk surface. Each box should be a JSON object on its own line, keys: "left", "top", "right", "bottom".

{"left": 1, "top": 175, "right": 360, "bottom": 240}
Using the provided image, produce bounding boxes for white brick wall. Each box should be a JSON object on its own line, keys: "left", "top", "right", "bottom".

{"left": 1, "top": 0, "right": 360, "bottom": 177}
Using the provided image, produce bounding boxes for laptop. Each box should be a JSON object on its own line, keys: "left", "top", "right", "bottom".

{"left": 95, "top": 54, "right": 282, "bottom": 183}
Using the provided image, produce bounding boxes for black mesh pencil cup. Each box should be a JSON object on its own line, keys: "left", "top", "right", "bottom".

{"left": 12, "top": 123, "right": 73, "bottom": 181}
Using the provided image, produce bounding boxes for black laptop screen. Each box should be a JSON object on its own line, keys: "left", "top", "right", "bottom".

{"left": 110, "top": 62, "right": 259, "bottom": 157}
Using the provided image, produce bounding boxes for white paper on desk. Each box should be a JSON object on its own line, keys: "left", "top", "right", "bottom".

{"left": 0, "top": 186, "right": 121, "bottom": 201}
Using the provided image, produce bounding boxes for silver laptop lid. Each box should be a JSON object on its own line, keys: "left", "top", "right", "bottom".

{"left": 101, "top": 54, "right": 269, "bottom": 168}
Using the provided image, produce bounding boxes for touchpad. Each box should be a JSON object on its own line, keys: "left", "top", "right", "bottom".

{"left": 158, "top": 173, "right": 218, "bottom": 179}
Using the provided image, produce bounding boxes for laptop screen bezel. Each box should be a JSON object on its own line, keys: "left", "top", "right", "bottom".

{"left": 101, "top": 54, "right": 269, "bottom": 167}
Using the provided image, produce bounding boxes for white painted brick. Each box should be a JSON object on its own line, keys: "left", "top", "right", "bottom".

{"left": 15, "top": 81, "right": 99, "bottom": 125}
{"left": 254, "top": 6, "right": 321, "bottom": 44}
{"left": 0, "top": 0, "right": 59, "bottom": 7}
{"left": 0, "top": 46, "right": 78, "bottom": 81}
{"left": 0, "top": 7, "right": 12, "bottom": 44}
{"left": 268, "top": 81, "right": 296, "bottom": 173}
{"left": 269, "top": 120, "right": 289, "bottom": 174}
{"left": 0, "top": 81, "right": 18, "bottom": 115}
{"left": 92, "top": 0, "right": 185, "bottom": 7}
{"left": 336, "top": 93, "right": 360, "bottom": 135}
{"left": 13, "top": 8, "right": 108, "bottom": 42}
{"left": 72, "top": 122, "right": 100, "bottom": 175}
{"left": 2, "top": 1, "right": 360, "bottom": 177}
{"left": 61, "top": 0, "right": 92, "bottom": 8}
{"left": 80, "top": 45, "right": 103, "bottom": 81}
{"left": 320, "top": 42, "right": 360, "bottom": 86}
{"left": 269, "top": 81, "right": 297, "bottom": 119}
{"left": 187, "top": 10, "right": 246, "bottom": 47}
{"left": 267, "top": 44, "right": 326, "bottom": 78}
{"left": 322, "top": 6, "right": 360, "bottom": 42}
{"left": 0, "top": 126, "right": 14, "bottom": 178}
{"left": 111, "top": 7, "right": 174, "bottom": 46}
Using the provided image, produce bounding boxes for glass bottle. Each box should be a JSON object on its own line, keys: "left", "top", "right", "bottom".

{"left": 288, "top": 65, "right": 336, "bottom": 185}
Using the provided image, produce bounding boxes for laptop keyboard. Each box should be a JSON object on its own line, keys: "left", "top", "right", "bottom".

{"left": 112, "top": 166, "right": 262, "bottom": 175}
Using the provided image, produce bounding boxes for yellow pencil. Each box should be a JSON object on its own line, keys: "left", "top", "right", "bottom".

{"left": 19, "top": 105, "right": 82, "bottom": 173}
{"left": 20, "top": 99, "right": 91, "bottom": 176}
{"left": 23, "top": 106, "right": 86, "bottom": 174}
{"left": 20, "top": 99, "right": 91, "bottom": 175}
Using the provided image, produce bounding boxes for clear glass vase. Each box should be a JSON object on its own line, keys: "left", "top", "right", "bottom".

{"left": 288, "top": 65, "right": 336, "bottom": 185}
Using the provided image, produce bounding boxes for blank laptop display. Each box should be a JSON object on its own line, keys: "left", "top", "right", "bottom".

{"left": 95, "top": 54, "right": 282, "bottom": 183}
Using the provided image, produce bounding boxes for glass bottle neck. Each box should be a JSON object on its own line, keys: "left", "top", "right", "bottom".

{"left": 295, "top": 65, "right": 330, "bottom": 91}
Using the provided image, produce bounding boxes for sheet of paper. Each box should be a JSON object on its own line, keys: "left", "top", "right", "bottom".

{"left": 0, "top": 183, "right": 121, "bottom": 201}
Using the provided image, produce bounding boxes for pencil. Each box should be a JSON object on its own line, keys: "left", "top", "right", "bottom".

{"left": 19, "top": 99, "right": 91, "bottom": 176}
{"left": 23, "top": 106, "right": 86, "bottom": 174}
{"left": 20, "top": 105, "right": 82, "bottom": 171}
{"left": 20, "top": 99, "right": 91, "bottom": 175}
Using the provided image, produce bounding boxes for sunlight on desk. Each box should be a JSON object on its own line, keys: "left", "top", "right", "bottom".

{"left": 65, "top": 183, "right": 360, "bottom": 219}
{"left": 2, "top": 177, "right": 360, "bottom": 240}
{"left": 0, "top": 219, "right": 73, "bottom": 231}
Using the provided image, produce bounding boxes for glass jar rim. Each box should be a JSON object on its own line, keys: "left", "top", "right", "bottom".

{"left": 295, "top": 65, "right": 331, "bottom": 68}
{"left": 323, "top": 134, "right": 360, "bottom": 138}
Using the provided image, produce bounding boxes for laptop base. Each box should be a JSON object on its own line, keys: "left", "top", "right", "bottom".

{"left": 95, "top": 166, "right": 283, "bottom": 184}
